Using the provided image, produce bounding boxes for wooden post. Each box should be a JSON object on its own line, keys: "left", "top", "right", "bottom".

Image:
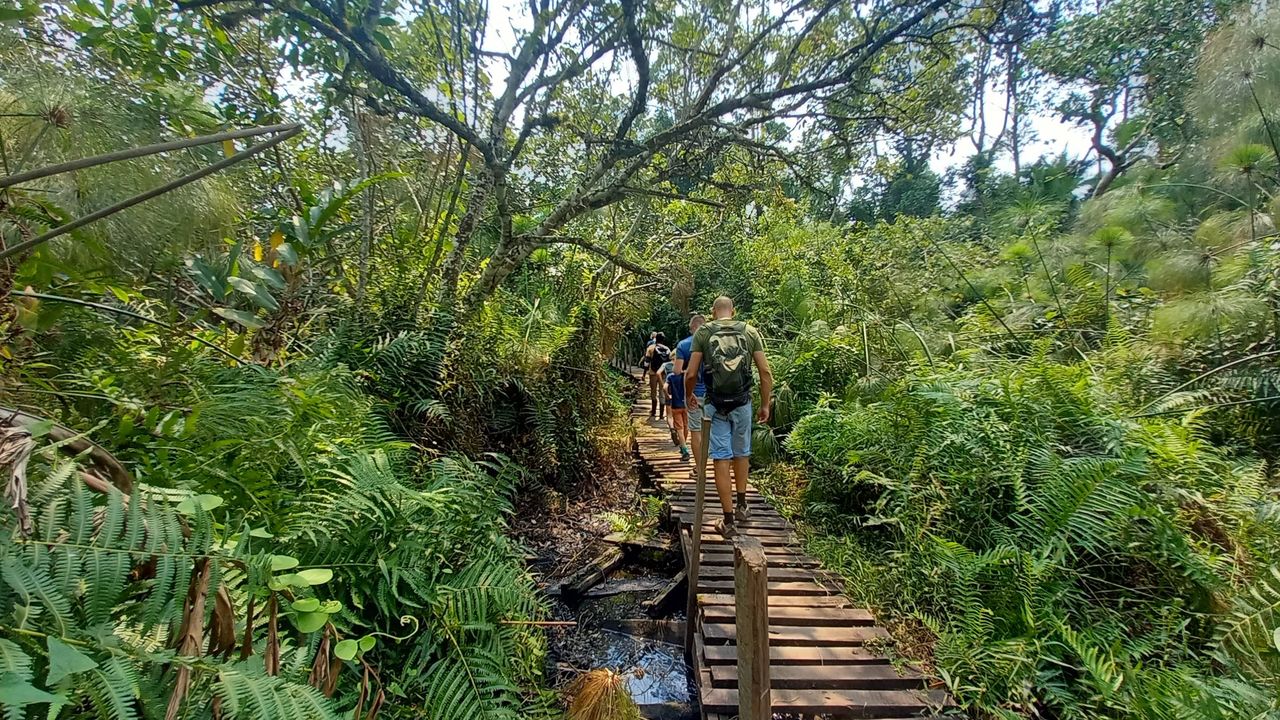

{"left": 735, "top": 536, "right": 770, "bottom": 720}
{"left": 683, "top": 412, "right": 711, "bottom": 658}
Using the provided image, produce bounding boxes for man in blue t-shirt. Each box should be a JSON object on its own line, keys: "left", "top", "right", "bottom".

{"left": 673, "top": 314, "right": 707, "bottom": 469}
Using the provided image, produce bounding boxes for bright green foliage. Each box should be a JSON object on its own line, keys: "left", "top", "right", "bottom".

{"left": 782, "top": 357, "right": 1279, "bottom": 717}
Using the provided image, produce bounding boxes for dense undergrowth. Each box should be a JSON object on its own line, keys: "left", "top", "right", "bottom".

{"left": 1, "top": 300, "right": 629, "bottom": 718}
{"left": 5, "top": 0, "right": 1280, "bottom": 717}
{"left": 772, "top": 355, "right": 1280, "bottom": 718}
{"left": 659, "top": 5, "right": 1280, "bottom": 718}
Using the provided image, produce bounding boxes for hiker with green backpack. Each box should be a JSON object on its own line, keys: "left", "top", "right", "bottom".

{"left": 682, "top": 296, "right": 773, "bottom": 538}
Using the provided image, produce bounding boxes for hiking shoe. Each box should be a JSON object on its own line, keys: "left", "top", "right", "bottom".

{"left": 679, "top": 446, "right": 691, "bottom": 462}
{"left": 734, "top": 501, "right": 751, "bottom": 523}
{"left": 713, "top": 517, "right": 737, "bottom": 538}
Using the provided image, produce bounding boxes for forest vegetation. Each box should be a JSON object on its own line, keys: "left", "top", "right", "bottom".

{"left": 0, "top": 0, "right": 1278, "bottom": 718}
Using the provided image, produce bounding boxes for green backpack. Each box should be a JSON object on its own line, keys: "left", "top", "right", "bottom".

{"left": 705, "top": 320, "right": 753, "bottom": 406}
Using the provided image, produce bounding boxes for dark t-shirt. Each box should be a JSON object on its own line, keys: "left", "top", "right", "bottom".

{"left": 666, "top": 373, "right": 686, "bottom": 409}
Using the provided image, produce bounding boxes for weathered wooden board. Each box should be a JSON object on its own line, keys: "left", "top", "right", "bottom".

{"left": 709, "top": 664, "right": 926, "bottom": 690}
{"left": 700, "top": 604, "right": 875, "bottom": 626}
{"left": 701, "top": 644, "right": 890, "bottom": 665}
{"left": 700, "top": 688, "right": 950, "bottom": 715}
{"left": 701, "top": 622, "right": 891, "bottom": 646}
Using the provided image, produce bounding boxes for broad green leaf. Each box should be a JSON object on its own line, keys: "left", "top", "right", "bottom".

{"left": 245, "top": 263, "right": 286, "bottom": 290}
{"left": 290, "top": 215, "right": 310, "bottom": 247}
{"left": 24, "top": 419, "right": 54, "bottom": 438}
{"left": 294, "top": 612, "right": 328, "bottom": 633}
{"left": 1273, "top": 627, "right": 1280, "bottom": 652}
{"left": 334, "top": 639, "right": 358, "bottom": 661}
{"left": 176, "top": 494, "right": 223, "bottom": 515}
{"left": 212, "top": 307, "right": 264, "bottom": 330}
{"left": 291, "top": 598, "right": 320, "bottom": 612}
{"left": 0, "top": 4, "right": 40, "bottom": 22}
{"left": 227, "top": 276, "right": 279, "bottom": 311}
{"left": 0, "top": 673, "right": 60, "bottom": 707}
{"left": 318, "top": 600, "right": 342, "bottom": 614}
{"left": 295, "top": 568, "right": 333, "bottom": 586}
{"left": 249, "top": 527, "right": 273, "bottom": 539}
{"left": 269, "top": 555, "right": 299, "bottom": 571}
{"left": 186, "top": 255, "right": 227, "bottom": 300}
{"left": 357, "top": 636, "right": 376, "bottom": 652}
{"left": 45, "top": 638, "right": 96, "bottom": 685}
{"left": 274, "top": 242, "right": 299, "bottom": 267}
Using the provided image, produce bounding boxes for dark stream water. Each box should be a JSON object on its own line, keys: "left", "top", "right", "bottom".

{"left": 550, "top": 561, "right": 698, "bottom": 719}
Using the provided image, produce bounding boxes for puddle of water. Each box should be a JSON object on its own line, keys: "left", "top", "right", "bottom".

{"left": 551, "top": 567, "right": 697, "bottom": 719}
{"left": 591, "top": 628, "right": 691, "bottom": 706}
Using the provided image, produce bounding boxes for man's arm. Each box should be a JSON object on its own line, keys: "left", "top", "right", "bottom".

{"left": 754, "top": 350, "right": 773, "bottom": 423}
{"left": 684, "top": 352, "right": 702, "bottom": 408}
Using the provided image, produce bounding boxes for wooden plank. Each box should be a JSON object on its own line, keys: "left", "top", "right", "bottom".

{"left": 702, "top": 645, "right": 889, "bottom": 666}
{"left": 701, "top": 688, "right": 949, "bottom": 716}
{"left": 698, "top": 535, "right": 799, "bottom": 547}
{"left": 702, "top": 622, "right": 890, "bottom": 646}
{"left": 702, "top": 604, "right": 875, "bottom": 626}
{"left": 696, "top": 580, "right": 834, "bottom": 595}
{"left": 701, "top": 553, "right": 818, "bottom": 568}
{"left": 699, "top": 593, "right": 852, "bottom": 607}
{"left": 558, "top": 547, "right": 624, "bottom": 600}
{"left": 699, "top": 565, "right": 815, "bottom": 581}
{"left": 709, "top": 664, "right": 926, "bottom": 690}
{"left": 734, "top": 536, "right": 770, "bottom": 720}
{"left": 680, "top": 524, "right": 794, "bottom": 538}
{"left": 683, "top": 416, "right": 712, "bottom": 658}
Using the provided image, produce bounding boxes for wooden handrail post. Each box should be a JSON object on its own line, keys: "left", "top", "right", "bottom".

{"left": 735, "top": 536, "right": 770, "bottom": 720}
{"left": 683, "top": 413, "right": 711, "bottom": 659}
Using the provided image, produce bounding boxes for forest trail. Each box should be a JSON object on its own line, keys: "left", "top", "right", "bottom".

{"left": 627, "top": 373, "right": 948, "bottom": 719}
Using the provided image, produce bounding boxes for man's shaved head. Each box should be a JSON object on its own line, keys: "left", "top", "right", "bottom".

{"left": 711, "top": 296, "right": 735, "bottom": 319}
{"left": 690, "top": 313, "right": 706, "bottom": 331}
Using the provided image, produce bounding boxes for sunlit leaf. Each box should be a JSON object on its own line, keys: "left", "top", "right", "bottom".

{"left": 334, "top": 639, "right": 358, "bottom": 661}
{"left": 293, "top": 612, "right": 329, "bottom": 633}
{"left": 212, "top": 307, "right": 264, "bottom": 330}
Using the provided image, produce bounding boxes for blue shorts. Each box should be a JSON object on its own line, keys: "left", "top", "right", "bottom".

{"left": 706, "top": 400, "right": 752, "bottom": 460}
{"left": 688, "top": 395, "right": 707, "bottom": 433}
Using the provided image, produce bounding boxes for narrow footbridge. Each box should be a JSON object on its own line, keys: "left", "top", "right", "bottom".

{"left": 629, "top": 378, "right": 948, "bottom": 719}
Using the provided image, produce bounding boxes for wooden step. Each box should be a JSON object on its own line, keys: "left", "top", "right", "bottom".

{"left": 700, "top": 605, "right": 875, "bottom": 626}
{"left": 702, "top": 645, "right": 890, "bottom": 665}
{"left": 700, "top": 688, "right": 948, "bottom": 716}
{"left": 702, "top": 622, "right": 890, "bottom": 646}
{"left": 697, "top": 565, "right": 816, "bottom": 581}
{"left": 698, "top": 593, "right": 852, "bottom": 607}
{"left": 700, "top": 553, "right": 819, "bottom": 568}
{"left": 709, "top": 664, "right": 926, "bottom": 690}
{"left": 695, "top": 580, "right": 834, "bottom": 595}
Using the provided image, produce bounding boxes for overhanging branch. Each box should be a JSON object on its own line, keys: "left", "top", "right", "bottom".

{"left": 527, "top": 235, "right": 655, "bottom": 277}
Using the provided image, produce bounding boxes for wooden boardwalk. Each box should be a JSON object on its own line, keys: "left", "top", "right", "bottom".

{"left": 630, "top": 385, "right": 947, "bottom": 719}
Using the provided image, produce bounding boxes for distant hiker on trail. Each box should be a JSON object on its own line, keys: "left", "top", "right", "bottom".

{"left": 673, "top": 314, "right": 707, "bottom": 469}
{"left": 683, "top": 296, "right": 773, "bottom": 538}
{"left": 664, "top": 359, "right": 691, "bottom": 461}
{"left": 643, "top": 332, "right": 671, "bottom": 419}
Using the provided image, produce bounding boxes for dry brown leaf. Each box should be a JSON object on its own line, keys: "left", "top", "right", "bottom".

{"left": 240, "top": 594, "right": 256, "bottom": 660}
{"left": 308, "top": 627, "right": 332, "bottom": 694}
{"left": 165, "top": 558, "right": 212, "bottom": 720}
{"left": 0, "top": 425, "right": 34, "bottom": 536}
{"left": 265, "top": 593, "right": 280, "bottom": 676}
{"left": 208, "top": 585, "right": 236, "bottom": 659}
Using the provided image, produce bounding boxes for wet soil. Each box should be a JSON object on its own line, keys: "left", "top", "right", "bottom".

{"left": 510, "top": 375, "right": 697, "bottom": 719}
